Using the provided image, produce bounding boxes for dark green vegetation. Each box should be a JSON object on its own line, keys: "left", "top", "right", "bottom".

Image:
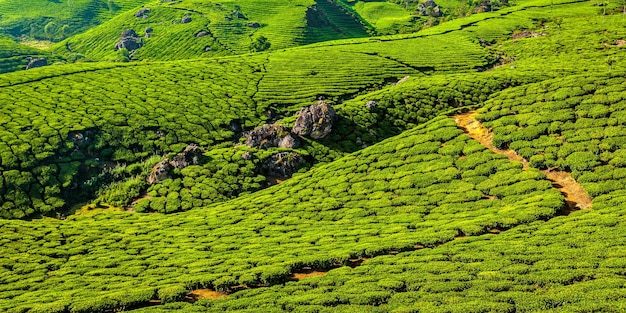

{"left": 1, "top": 0, "right": 626, "bottom": 312}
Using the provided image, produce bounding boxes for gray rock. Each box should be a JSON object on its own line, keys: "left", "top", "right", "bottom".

{"left": 244, "top": 124, "right": 300, "bottom": 149}
{"left": 181, "top": 14, "right": 192, "bottom": 24}
{"left": 278, "top": 134, "right": 300, "bottom": 149}
{"left": 292, "top": 101, "right": 338, "bottom": 139}
{"left": 147, "top": 144, "right": 204, "bottom": 184}
{"left": 204, "top": 46, "right": 212, "bottom": 52}
{"left": 26, "top": 58, "right": 47, "bottom": 70}
{"left": 260, "top": 152, "right": 305, "bottom": 178}
{"left": 196, "top": 30, "right": 210, "bottom": 38}
{"left": 135, "top": 8, "right": 151, "bottom": 18}
{"left": 170, "top": 144, "right": 203, "bottom": 169}
{"left": 246, "top": 22, "right": 261, "bottom": 28}
{"left": 148, "top": 160, "right": 173, "bottom": 184}
{"left": 115, "top": 29, "right": 142, "bottom": 51}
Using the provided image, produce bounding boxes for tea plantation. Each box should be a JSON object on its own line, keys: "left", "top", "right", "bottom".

{"left": 1, "top": 0, "right": 626, "bottom": 312}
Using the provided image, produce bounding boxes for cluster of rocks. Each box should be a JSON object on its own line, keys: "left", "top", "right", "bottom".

{"left": 241, "top": 101, "right": 338, "bottom": 179}
{"left": 115, "top": 29, "right": 143, "bottom": 51}
{"left": 25, "top": 57, "right": 47, "bottom": 70}
{"left": 148, "top": 144, "right": 203, "bottom": 184}
{"left": 418, "top": 0, "right": 441, "bottom": 17}
{"left": 244, "top": 124, "right": 301, "bottom": 150}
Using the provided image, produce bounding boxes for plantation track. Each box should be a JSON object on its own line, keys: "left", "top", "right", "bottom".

{"left": 454, "top": 111, "right": 592, "bottom": 213}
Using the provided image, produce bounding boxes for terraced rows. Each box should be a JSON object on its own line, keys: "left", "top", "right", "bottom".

{"left": 0, "top": 0, "right": 151, "bottom": 40}
{"left": 0, "top": 117, "right": 564, "bottom": 312}
{"left": 157, "top": 71, "right": 626, "bottom": 313}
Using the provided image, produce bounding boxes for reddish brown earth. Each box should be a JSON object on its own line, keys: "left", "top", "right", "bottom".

{"left": 453, "top": 111, "right": 592, "bottom": 213}
{"left": 185, "top": 289, "right": 228, "bottom": 302}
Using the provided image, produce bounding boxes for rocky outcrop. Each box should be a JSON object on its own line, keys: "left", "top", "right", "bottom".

{"left": 170, "top": 144, "right": 203, "bottom": 169}
{"left": 148, "top": 160, "right": 173, "bottom": 185}
{"left": 135, "top": 8, "right": 151, "bottom": 18}
{"left": 292, "top": 101, "right": 338, "bottom": 139}
{"left": 147, "top": 144, "right": 204, "bottom": 184}
{"left": 259, "top": 152, "right": 305, "bottom": 177}
{"left": 115, "top": 29, "right": 142, "bottom": 51}
{"left": 181, "top": 14, "right": 192, "bottom": 24}
{"left": 25, "top": 58, "right": 47, "bottom": 70}
{"left": 244, "top": 124, "right": 300, "bottom": 149}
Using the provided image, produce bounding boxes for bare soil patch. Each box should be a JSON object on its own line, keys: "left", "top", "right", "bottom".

{"left": 453, "top": 111, "right": 592, "bottom": 213}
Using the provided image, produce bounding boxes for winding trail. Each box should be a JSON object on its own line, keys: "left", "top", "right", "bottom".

{"left": 453, "top": 111, "right": 592, "bottom": 213}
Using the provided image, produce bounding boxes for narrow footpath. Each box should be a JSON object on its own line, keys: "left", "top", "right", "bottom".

{"left": 453, "top": 111, "right": 592, "bottom": 213}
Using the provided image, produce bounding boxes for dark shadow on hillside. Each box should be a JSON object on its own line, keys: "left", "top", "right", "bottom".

{"left": 302, "top": 0, "right": 370, "bottom": 44}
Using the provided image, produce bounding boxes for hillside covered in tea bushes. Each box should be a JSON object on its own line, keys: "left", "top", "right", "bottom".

{"left": 1, "top": 0, "right": 626, "bottom": 312}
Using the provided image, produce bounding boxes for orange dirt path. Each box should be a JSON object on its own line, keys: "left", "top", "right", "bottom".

{"left": 453, "top": 111, "right": 592, "bottom": 212}
{"left": 186, "top": 289, "right": 228, "bottom": 301}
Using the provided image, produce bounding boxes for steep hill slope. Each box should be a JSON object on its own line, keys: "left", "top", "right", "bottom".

{"left": 1, "top": 1, "right": 626, "bottom": 312}
{"left": 51, "top": 0, "right": 371, "bottom": 61}
{"left": 0, "top": 0, "right": 152, "bottom": 41}
{"left": 169, "top": 70, "right": 626, "bottom": 313}
{"left": 0, "top": 6, "right": 506, "bottom": 219}
{"left": 0, "top": 116, "right": 564, "bottom": 313}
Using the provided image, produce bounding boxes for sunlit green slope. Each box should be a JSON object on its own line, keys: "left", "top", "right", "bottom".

{"left": 0, "top": 0, "right": 152, "bottom": 40}
{"left": 0, "top": 5, "right": 506, "bottom": 219}
{"left": 0, "top": 116, "right": 564, "bottom": 313}
{"left": 50, "top": 0, "right": 370, "bottom": 61}
{"left": 166, "top": 69, "right": 626, "bottom": 313}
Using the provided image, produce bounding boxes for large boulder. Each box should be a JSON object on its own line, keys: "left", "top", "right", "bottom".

{"left": 170, "top": 144, "right": 203, "bottom": 169}
{"left": 244, "top": 124, "right": 300, "bottom": 149}
{"left": 115, "top": 29, "right": 142, "bottom": 51}
{"left": 292, "top": 101, "right": 338, "bottom": 139}
{"left": 259, "top": 152, "right": 305, "bottom": 178}
{"left": 25, "top": 58, "right": 47, "bottom": 70}
{"left": 148, "top": 160, "right": 173, "bottom": 184}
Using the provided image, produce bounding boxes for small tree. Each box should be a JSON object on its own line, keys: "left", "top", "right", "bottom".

{"left": 44, "top": 22, "right": 56, "bottom": 41}
{"left": 250, "top": 35, "right": 271, "bottom": 52}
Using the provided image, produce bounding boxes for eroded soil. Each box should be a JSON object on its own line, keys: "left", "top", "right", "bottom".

{"left": 454, "top": 111, "right": 592, "bottom": 213}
